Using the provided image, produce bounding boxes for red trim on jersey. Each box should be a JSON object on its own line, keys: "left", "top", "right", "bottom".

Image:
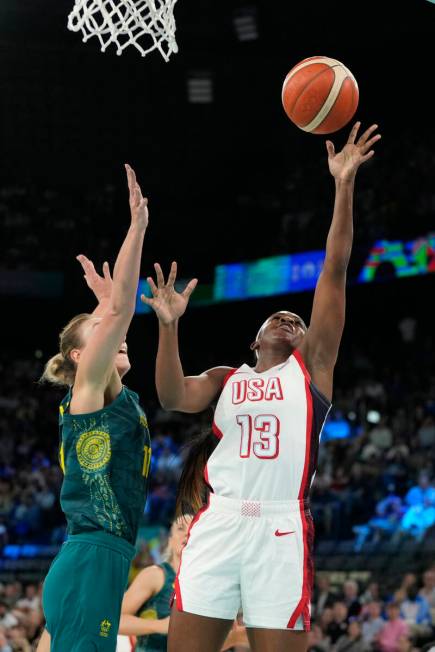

{"left": 287, "top": 351, "right": 314, "bottom": 630}
{"left": 212, "top": 421, "right": 224, "bottom": 439}
{"left": 292, "top": 349, "right": 311, "bottom": 382}
{"left": 222, "top": 367, "right": 237, "bottom": 388}
{"left": 212, "top": 368, "right": 237, "bottom": 439}
{"left": 173, "top": 495, "right": 211, "bottom": 612}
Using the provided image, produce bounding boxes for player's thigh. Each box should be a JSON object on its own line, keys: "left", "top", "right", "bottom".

{"left": 168, "top": 607, "right": 233, "bottom": 652}
{"left": 246, "top": 628, "right": 308, "bottom": 652}
{"left": 44, "top": 542, "right": 128, "bottom": 651}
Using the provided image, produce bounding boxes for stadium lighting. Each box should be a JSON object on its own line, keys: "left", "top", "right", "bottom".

{"left": 233, "top": 6, "right": 258, "bottom": 42}
{"left": 187, "top": 71, "right": 214, "bottom": 103}
{"left": 367, "top": 410, "right": 381, "bottom": 424}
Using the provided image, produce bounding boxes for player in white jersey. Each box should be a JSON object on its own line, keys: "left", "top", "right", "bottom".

{"left": 142, "top": 122, "right": 381, "bottom": 652}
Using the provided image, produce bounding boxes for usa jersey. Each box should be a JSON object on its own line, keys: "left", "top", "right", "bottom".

{"left": 206, "top": 350, "right": 331, "bottom": 501}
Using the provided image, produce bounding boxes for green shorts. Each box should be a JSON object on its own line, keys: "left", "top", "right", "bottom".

{"left": 42, "top": 530, "right": 135, "bottom": 652}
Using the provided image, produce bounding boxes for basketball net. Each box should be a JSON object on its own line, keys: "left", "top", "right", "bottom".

{"left": 67, "top": 0, "right": 178, "bottom": 61}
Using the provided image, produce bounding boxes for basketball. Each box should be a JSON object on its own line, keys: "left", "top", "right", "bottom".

{"left": 281, "top": 56, "right": 359, "bottom": 134}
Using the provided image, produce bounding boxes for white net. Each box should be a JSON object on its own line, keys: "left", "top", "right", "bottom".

{"left": 67, "top": 0, "right": 178, "bottom": 62}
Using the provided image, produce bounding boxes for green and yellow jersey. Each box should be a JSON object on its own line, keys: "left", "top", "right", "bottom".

{"left": 58, "top": 386, "right": 151, "bottom": 546}
{"left": 135, "top": 562, "right": 175, "bottom": 652}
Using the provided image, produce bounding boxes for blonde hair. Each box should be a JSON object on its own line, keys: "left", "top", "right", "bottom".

{"left": 41, "top": 313, "right": 92, "bottom": 387}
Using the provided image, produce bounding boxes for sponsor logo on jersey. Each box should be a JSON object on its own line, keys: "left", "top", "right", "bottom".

{"left": 99, "top": 619, "right": 112, "bottom": 637}
{"left": 275, "top": 530, "right": 295, "bottom": 537}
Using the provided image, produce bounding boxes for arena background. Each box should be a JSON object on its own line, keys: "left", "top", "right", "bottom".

{"left": 1, "top": 1, "right": 435, "bottom": 650}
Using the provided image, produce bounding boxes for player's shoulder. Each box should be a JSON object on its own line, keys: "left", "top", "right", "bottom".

{"left": 202, "top": 366, "right": 235, "bottom": 382}
{"left": 136, "top": 564, "right": 166, "bottom": 589}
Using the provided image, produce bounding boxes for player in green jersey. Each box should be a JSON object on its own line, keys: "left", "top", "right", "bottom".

{"left": 38, "top": 165, "right": 151, "bottom": 652}
{"left": 119, "top": 515, "right": 193, "bottom": 651}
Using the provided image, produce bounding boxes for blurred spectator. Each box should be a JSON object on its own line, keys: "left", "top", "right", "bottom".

{"left": 361, "top": 601, "right": 385, "bottom": 646}
{"left": 0, "top": 628, "right": 12, "bottom": 652}
{"left": 326, "top": 601, "right": 348, "bottom": 645}
{"left": 398, "top": 473, "right": 435, "bottom": 542}
{"left": 353, "top": 485, "right": 404, "bottom": 551}
{"left": 417, "top": 417, "right": 435, "bottom": 450}
{"left": 335, "top": 619, "right": 370, "bottom": 652}
{"left": 361, "top": 583, "right": 381, "bottom": 606}
{"left": 313, "top": 575, "right": 336, "bottom": 618}
{"left": 419, "top": 570, "right": 435, "bottom": 611}
{"left": 307, "top": 623, "right": 330, "bottom": 652}
{"left": 400, "top": 585, "right": 432, "bottom": 639}
{"left": 342, "top": 581, "right": 362, "bottom": 619}
{"left": 377, "top": 602, "right": 410, "bottom": 652}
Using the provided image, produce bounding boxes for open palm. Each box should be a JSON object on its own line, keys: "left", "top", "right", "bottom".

{"left": 76, "top": 254, "right": 112, "bottom": 302}
{"left": 141, "top": 262, "right": 197, "bottom": 325}
{"left": 327, "top": 122, "right": 381, "bottom": 182}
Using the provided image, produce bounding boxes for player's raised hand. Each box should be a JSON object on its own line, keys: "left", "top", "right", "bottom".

{"left": 76, "top": 254, "right": 112, "bottom": 302}
{"left": 326, "top": 122, "right": 381, "bottom": 182}
{"left": 141, "top": 262, "right": 198, "bottom": 325}
{"left": 125, "top": 163, "right": 149, "bottom": 229}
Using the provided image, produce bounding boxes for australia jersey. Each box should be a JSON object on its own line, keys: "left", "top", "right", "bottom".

{"left": 207, "top": 350, "right": 331, "bottom": 501}
{"left": 135, "top": 562, "right": 175, "bottom": 652}
{"left": 58, "top": 386, "right": 151, "bottom": 545}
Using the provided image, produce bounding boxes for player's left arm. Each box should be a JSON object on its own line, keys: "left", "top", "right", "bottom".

{"left": 76, "top": 254, "right": 113, "bottom": 318}
{"left": 301, "top": 122, "right": 381, "bottom": 401}
{"left": 118, "top": 565, "right": 167, "bottom": 637}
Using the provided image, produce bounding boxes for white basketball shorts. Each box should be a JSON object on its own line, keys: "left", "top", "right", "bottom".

{"left": 174, "top": 493, "right": 313, "bottom": 630}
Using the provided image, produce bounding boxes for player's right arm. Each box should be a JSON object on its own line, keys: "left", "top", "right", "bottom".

{"left": 71, "top": 165, "right": 148, "bottom": 414}
{"left": 142, "top": 262, "right": 232, "bottom": 412}
{"left": 119, "top": 566, "right": 167, "bottom": 636}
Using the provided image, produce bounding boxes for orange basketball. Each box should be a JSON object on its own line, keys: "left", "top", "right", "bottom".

{"left": 281, "top": 56, "right": 359, "bottom": 134}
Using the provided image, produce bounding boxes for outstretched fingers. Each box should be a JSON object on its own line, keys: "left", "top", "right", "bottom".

{"left": 125, "top": 164, "right": 140, "bottom": 206}
{"left": 166, "top": 261, "right": 177, "bottom": 288}
{"left": 146, "top": 276, "right": 158, "bottom": 297}
{"left": 360, "top": 149, "right": 376, "bottom": 163}
{"left": 102, "top": 261, "right": 112, "bottom": 280}
{"left": 76, "top": 254, "right": 96, "bottom": 277}
{"left": 357, "top": 124, "right": 379, "bottom": 146}
{"left": 359, "top": 133, "right": 382, "bottom": 155}
{"left": 326, "top": 140, "right": 336, "bottom": 158}
{"left": 181, "top": 278, "right": 198, "bottom": 299}
{"left": 347, "top": 121, "right": 361, "bottom": 145}
{"left": 140, "top": 293, "right": 154, "bottom": 306}
{"left": 154, "top": 263, "right": 165, "bottom": 288}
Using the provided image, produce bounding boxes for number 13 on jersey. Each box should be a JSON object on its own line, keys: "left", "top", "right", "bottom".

{"left": 237, "top": 414, "right": 280, "bottom": 459}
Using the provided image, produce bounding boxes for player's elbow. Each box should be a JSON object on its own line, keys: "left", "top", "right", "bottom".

{"left": 157, "top": 392, "right": 182, "bottom": 412}
{"left": 323, "top": 257, "right": 349, "bottom": 278}
{"left": 107, "top": 299, "right": 135, "bottom": 320}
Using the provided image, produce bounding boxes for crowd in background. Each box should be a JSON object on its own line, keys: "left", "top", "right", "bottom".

{"left": 1, "top": 313, "right": 434, "bottom": 549}
{"left": 1, "top": 559, "right": 435, "bottom": 650}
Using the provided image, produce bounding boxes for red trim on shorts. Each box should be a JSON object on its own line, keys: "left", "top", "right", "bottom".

{"left": 287, "top": 350, "right": 313, "bottom": 631}
{"left": 173, "top": 495, "right": 211, "bottom": 612}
